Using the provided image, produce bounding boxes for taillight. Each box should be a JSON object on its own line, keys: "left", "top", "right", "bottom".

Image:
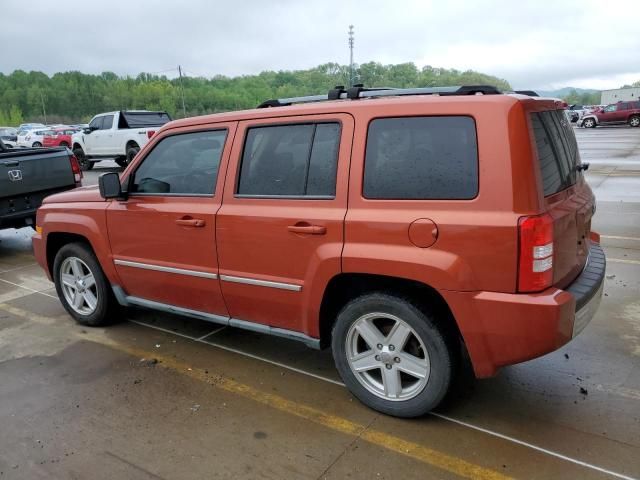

{"left": 147, "top": 130, "right": 156, "bottom": 139}
{"left": 518, "top": 213, "right": 554, "bottom": 292}
{"left": 69, "top": 154, "right": 83, "bottom": 184}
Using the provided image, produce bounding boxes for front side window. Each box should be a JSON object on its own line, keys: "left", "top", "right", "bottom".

{"left": 89, "top": 117, "right": 102, "bottom": 130}
{"left": 363, "top": 116, "right": 478, "bottom": 199}
{"left": 604, "top": 105, "right": 617, "bottom": 113}
{"left": 237, "top": 123, "right": 340, "bottom": 197}
{"left": 131, "top": 130, "right": 227, "bottom": 195}
{"left": 100, "top": 115, "right": 114, "bottom": 130}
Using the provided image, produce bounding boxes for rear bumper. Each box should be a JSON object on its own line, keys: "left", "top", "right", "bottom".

{"left": 443, "top": 243, "right": 606, "bottom": 378}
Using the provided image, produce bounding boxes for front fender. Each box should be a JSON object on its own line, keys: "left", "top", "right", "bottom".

{"left": 37, "top": 203, "right": 120, "bottom": 285}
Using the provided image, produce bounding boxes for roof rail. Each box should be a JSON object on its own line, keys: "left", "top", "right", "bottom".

{"left": 513, "top": 90, "right": 539, "bottom": 97}
{"left": 257, "top": 84, "right": 501, "bottom": 108}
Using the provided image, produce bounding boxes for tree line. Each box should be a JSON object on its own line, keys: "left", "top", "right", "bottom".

{"left": 0, "top": 62, "right": 512, "bottom": 125}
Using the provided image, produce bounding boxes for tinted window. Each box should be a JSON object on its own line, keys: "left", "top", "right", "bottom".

{"left": 131, "top": 130, "right": 227, "bottom": 195}
{"left": 89, "top": 117, "right": 101, "bottom": 129}
{"left": 238, "top": 123, "right": 340, "bottom": 197}
{"left": 101, "top": 115, "right": 114, "bottom": 130}
{"left": 363, "top": 116, "right": 478, "bottom": 199}
{"left": 531, "top": 110, "right": 579, "bottom": 196}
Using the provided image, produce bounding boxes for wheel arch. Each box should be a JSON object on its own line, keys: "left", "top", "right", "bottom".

{"left": 46, "top": 232, "right": 95, "bottom": 277}
{"left": 318, "top": 273, "right": 465, "bottom": 353}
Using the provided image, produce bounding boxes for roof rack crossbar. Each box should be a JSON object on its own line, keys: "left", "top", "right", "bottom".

{"left": 256, "top": 85, "right": 501, "bottom": 108}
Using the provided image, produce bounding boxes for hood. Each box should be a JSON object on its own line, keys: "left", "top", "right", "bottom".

{"left": 43, "top": 185, "right": 104, "bottom": 204}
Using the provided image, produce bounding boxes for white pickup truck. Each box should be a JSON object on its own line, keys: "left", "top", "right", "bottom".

{"left": 71, "top": 110, "right": 171, "bottom": 170}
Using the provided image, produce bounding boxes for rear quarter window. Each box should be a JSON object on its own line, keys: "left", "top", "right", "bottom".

{"left": 530, "top": 110, "right": 579, "bottom": 197}
{"left": 363, "top": 116, "right": 478, "bottom": 200}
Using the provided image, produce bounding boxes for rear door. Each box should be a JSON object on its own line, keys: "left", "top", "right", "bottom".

{"left": 530, "top": 109, "right": 594, "bottom": 288}
{"left": 216, "top": 114, "right": 352, "bottom": 335}
{"left": 106, "top": 123, "right": 235, "bottom": 317}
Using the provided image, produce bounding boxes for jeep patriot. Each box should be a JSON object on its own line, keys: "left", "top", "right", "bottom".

{"left": 33, "top": 85, "right": 606, "bottom": 417}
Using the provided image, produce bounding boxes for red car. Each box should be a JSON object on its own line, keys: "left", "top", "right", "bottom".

{"left": 43, "top": 127, "right": 79, "bottom": 148}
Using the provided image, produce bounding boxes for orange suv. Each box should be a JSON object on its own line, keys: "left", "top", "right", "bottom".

{"left": 33, "top": 85, "right": 605, "bottom": 417}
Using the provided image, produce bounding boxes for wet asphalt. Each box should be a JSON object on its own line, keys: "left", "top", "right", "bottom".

{"left": 0, "top": 126, "right": 639, "bottom": 479}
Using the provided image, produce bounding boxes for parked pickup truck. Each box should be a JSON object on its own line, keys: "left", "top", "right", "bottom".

{"left": 71, "top": 110, "right": 171, "bottom": 171}
{"left": 1, "top": 139, "right": 82, "bottom": 231}
{"left": 579, "top": 101, "right": 640, "bottom": 128}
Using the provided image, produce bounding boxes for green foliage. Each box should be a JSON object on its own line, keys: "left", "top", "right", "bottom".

{"left": 0, "top": 104, "right": 24, "bottom": 126}
{"left": 0, "top": 63, "right": 511, "bottom": 125}
{"left": 562, "top": 89, "right": 600, "bottom": 106}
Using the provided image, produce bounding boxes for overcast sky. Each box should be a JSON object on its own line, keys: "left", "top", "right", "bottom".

{"left": 2, "top": 0, "right": 638, "bottom": 90}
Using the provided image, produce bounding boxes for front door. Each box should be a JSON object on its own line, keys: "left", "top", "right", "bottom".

{"left": 91, "top": 114, "right": 114, "bottom": 154}
{"left": 216, "top": 114, "right": 353, "bottom": 336}
{"left": 106, "top": 123, "right": 236, "bottom": 317}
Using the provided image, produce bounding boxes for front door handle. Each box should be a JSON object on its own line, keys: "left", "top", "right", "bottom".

{"left": 288, "top": 223, "right": 326, "bottom": 235}
{"left": 176, "top": 217, "right": 205, "bottom": 227}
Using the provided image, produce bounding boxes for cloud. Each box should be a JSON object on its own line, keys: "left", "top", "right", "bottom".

{"left": 1, "top": 0, "right": 638, "bottom": 89}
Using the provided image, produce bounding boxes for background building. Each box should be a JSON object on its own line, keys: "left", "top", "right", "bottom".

{"left": 601, "top": 87, "right": 640, "bottom": 104}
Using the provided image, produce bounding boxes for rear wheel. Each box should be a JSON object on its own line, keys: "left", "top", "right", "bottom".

{"left": 53, "top": 243, "right": 119, "bottom": 326}
{"left": 331, "top": 293, "right": 454, "bottom": 417}
{"left": 629, "top": 115, "right": 640, "bottom": 128}
{"left": 583, "top": 118, "right": 596, "bottom": 128}
{"left": 115, "top": 156, "right": 128, "bottom": 168}
{"left": 32, "top": 141, "right": 42, "bottom": 147}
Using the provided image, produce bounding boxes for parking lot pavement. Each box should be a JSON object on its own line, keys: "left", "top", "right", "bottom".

{"left": 1, "top": 129, "right": 639, "bottom": 479}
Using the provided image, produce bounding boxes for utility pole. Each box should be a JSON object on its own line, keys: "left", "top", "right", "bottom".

{"left": 348, "top": 25, "right": 355, "bottom": 87}
{"left": 40, "top": 91, "right": 47, "bottom": 124}
{"left": 177, "top": 65, "right": 187, "bottom": 118}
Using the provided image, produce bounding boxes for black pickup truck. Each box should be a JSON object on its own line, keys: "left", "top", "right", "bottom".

{"left": 0, "top": 139, "right": 82, "bottom": 230}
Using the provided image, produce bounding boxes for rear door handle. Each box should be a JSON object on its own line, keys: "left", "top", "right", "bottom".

{"left": 288, "top": 223, "right": 326, "bottom": 235}
{"left": 175, "top": 217, "right": 205, "bottom": 227}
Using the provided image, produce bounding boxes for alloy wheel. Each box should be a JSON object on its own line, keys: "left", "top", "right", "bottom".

{"left": 59, "top": 256, "right": 99, "bottom": 315}
{"left": 345, "top": 312, "right": 430, "bottom": 401}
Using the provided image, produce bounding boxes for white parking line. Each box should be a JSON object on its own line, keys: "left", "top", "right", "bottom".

{"left": 196, "top": 326, "right": 226, "bottom": 341}
{"left": 609, "top": 258, "right": 640, "bottom": 266}
{"left": 129, "top": 318, "right": 638, "bottom": 480}
{"left": 0, "top": 278, "right": 58, "bottom": 299}
{"left": 602, "top": 235, "right": 640, "bottom": 242}
{"left": 0, "top": 263, "right": 38, "bottom": 274}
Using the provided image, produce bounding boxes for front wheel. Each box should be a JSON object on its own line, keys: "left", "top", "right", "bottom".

{"left": 126, "top": 145, "right": 140, "bottom": 166}
{"left": 53, "top": 243, "right": 119, "bottom": 326}
{"left": 629, "top": 115, "right": 640, "bottom": 128}
{"left": 33, "top": 141, "right": 42, "bottom": 147}
{"left": 331, "top": 293, "right": 454, "bottom": 417}
{"left": 74, "top": 148, "right": 94, "bottom": 171}
{"left": 583, "top": 118, "right": 596, "bottom": 128}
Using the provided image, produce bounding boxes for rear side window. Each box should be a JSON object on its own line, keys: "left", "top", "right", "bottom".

{"left": 363, "top": 116, "right": 478, "bottom": 199}
{"left": 237, "top": 123, "right": 340, "bottom": 197}
{"left": 531, "top": 110, "right": 578, "bottom": 196}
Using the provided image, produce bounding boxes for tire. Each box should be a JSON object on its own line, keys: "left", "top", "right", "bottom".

{"left": 115, "top": 157, "right": 128, "bottom": 168}
{"left": 74, "top": 147, "right": 94, "bottom": 171}
{"left": 53, "top": 243, "right": 120, "bottom": 326}
{"left": 126, "top": 145, "right": 140, "bottom": 166}
{"left": 583, "top": 118, "right": 596, "bottom": 128}
{"left": 629, "top": 115, "right": 640, "bottom": 128}
{"left": 33, "top": 141, "right": 42, "bottom": 147}
{"left": 331, "top": 292, "right": 454, "bottom": 418}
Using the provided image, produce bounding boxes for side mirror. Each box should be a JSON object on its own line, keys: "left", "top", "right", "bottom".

{"left": 83, "top": 127, "right": 92, "bottom": 134}
{"left": 99, "top": 172, "right": 124, "bottom": 199}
